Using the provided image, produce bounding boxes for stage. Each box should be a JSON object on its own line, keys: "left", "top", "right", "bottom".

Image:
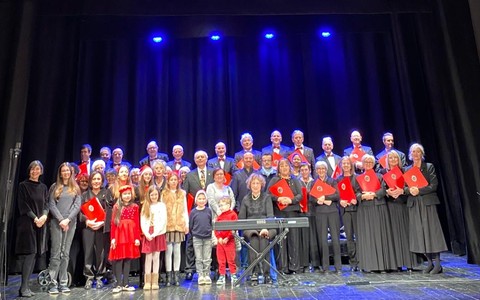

{"left": 3, "top": 252, "right": 480, "bottom": 299}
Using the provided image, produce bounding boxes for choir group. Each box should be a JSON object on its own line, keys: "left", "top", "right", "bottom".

{"left": 14, "top": 129, "right": 448, "bottom": 297}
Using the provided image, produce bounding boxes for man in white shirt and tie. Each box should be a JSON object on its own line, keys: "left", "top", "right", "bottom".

{"left": 315, "top": 137, "right": 342, "bottom": 178}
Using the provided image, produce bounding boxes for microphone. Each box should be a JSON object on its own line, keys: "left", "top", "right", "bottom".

{"left": 13, "top": 142, "right": 22, "bottom": 156}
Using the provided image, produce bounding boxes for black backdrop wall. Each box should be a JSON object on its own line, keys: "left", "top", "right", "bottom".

{"left": 1, "top": 0, "right": 480, "bottom": 268}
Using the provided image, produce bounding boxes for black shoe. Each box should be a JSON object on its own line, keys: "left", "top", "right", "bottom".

{"left": 423, "top": 264, "right": 434, "bottom": 274}
{"left": 185, "top": 272, "right": 193, "bottom": 280}
{"left": 430, "top": 265, "right": 443, "bottom": 274}
{"left": 264, "top": 275, "right": 273, "bottom": 284}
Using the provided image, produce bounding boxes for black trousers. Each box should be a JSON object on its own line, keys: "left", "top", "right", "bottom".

{"left": 82, "top": 228, "right": 105, "bottom": 279}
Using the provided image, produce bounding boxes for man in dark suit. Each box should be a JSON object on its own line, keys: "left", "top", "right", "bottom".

{"left": 234, "top": 132, "right": 262, "bottom": 167}
{"left": 289, "top": 130, "right": 316, "bottom": 168}
{"left": 78, "top": 144, "right": 93, "bottom": 175}
{"left": 375, "top": 132, "right": 407, "bottom": 169}
{"left": 182, "top": 150, "right": 214, "bottom": 280}
{"left": 99, "top": 146, "right": 112, "bottom": 170}
{"left": 230, "top": 152, "right": 258, "bottom": 211}
{"left": 343, "top": 130, "right": 374, "bottom": 172}
{"left": 166, "top": 144, "right": 192, "bottom": 171}
{"left": 138, "top": 140, "right": 169, "bottom": 167}
{"left": 207, "top": 142, "right": 236, "bottom": 174}
{"left": 315, "top": 137, "right": 342, "bottom": 178}
{"left": 261, "top": 130, "right": 290, "bottom": 158}
{"left": 111, "top": 147, "right": 132, "bottom": 170}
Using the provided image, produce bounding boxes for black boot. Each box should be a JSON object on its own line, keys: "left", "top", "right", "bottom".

{"left": 423, "top": 253, "right": 434, "bottom": 274}
{"left": 166, "top": 272, "right": 171, "bottom": 287}
{"left": 430, "top": 253, "right": 443, "bottom": 274}
{"left": 174, "top": 271, "right": 180, "bottom": 286}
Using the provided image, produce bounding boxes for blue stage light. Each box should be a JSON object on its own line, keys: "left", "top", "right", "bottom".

{"left": 211, "top": 35, "right": 220, "bottom": 41}
{"left": 152, "top": 36, "right": 163, "bottom": 43}
{"left": 265, "top": 33, "right": 274, "bottom": 39}
{"left": 321, "top": 32, "right": 331, "bottom": 38}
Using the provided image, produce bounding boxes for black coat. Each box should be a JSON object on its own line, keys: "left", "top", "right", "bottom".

{"left": 15, "top": 180, "right": 49, "bottom": 255}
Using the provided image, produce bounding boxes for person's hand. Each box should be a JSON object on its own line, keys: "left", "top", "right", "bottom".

{"left": 324, "top": 200, "right": 332, "bottom": 206}
{"left": 317, "top": 196, "right": 325, "bottom": 205}
{"left": 146, "top": 234, "right": 153, "bottom": 241}
{"left": 339, "top": 200, "right": 348, "bottom": 208}
{"left": 91, "top": 221, "right": 104, "bottom": 231}
{"left": 351, "top": 199, "right": 357, "bottom": 205}
{"left": 184, "top": 226, "right": 189, "bottom": 235}
{"left": 111, "top": 239, "right": 116, "bottom": 249}
{"left": 134, "top": 239, "right": 140, "bottom": 246}
{"left": 410, "top": 187, "right": 419, "bottom": 196}
{"left": 59, "top": 219, "right": 70, "bottom": 231}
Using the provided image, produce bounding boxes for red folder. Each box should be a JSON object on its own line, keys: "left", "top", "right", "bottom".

{"left": 288, "top": 150, "right": 309, "bottom": 165}
{"left": 356, "top": 169, "right": 381, "bottom": 192}
{"left": 269, "top": 179, "right": 294, "bottom": 210}
{"left": 350, "top": 147, "right": 366, "bottom": 163}
{"left": 403, "top": 166, "right": 428, "bottom": 188}
{"left": 310, "top": 179, "right": 336, "bottom": 198}
{"left": 383, "top": 166, "right": 404, "bottom": 189}
{"left": 378, "top": 154, "right": 388, "bottom": 169}
{"left": 300, "top": 186, "right": 308, "bottom": 213}
{"left": 187, "top": 193, "right": 195, "bottom": 215}
{"left": 236, "top": 159, "right": 261, "bottom": 171}
{"left": 337, "top": 177, "right": 356, "bottom": 202}
{"left": 81, "top": 197, "right": 105, "bottom": 221}
{"left": 272, "top": 152, "right": 283, "bottom": 169}
{"left": 332, "top": 164, "right": 342, "bottom": 179}
{"left": 224, "top": 172, "right": 232, "bottom": 186}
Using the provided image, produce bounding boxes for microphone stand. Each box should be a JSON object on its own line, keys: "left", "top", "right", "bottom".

{"left": 0, "top": 143, "right": 21, "bottom": 299}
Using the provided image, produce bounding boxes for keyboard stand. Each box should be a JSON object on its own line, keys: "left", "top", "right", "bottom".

{"left": 233, "top": 228, "right": 289, "bottom": 286}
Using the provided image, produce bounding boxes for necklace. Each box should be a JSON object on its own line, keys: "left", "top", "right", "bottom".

{"left": 252, "top": 193, "right": 260, "bottom": 200}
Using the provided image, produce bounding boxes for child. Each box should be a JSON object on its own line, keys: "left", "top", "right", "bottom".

{"left": 189, "top": 190, "right": 213, "bottom": 285}
{"left": 141, "top": 186, "right": 167, "bottom": 290}
{"left": 214, "top": 196, "right": 238, "bottom": 285}
{"left": 109, "top": 185, "right": 141, "bottom": 293}
{"left": 162, "top": 172, "right": 188, "bottom": 286}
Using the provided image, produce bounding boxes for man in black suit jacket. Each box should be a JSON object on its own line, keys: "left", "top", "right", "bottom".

{"left": 166, "top": 144, "right": 192, "bottom": 171}
{"left": 99, "top": 146, "right": 112, "bottom": 170}
{"left": 182, "top": 150, "right": 214, "bottom": 280}
{"left": 343, "top": 130, "right": 374, "bottom": 172}
{"left": 207, "top": 142, "right": 236, "bottom": 174}
{"left": 261, "top": 130, "right": 290, "bottom": 158}
{"left": 375, "top": 132, "right": 407, "bottom": 169}
{"left": 234, "top": 132, "right": 262, "bottom": 167}
{"left": 315, "top": 137, "right": 342, "bottom": 178}
{"left": 289, "top": 130, "right": 316, "bottom": 168}
{"left": 78, "top": 144, "right": 93, "bottom": 175}
{"left": 139, "top": 140, "right": 169, "bottom": 167}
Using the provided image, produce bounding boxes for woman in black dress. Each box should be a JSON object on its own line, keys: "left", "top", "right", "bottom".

{"left": 405, "top": 143, "right": 447, "bottom": 274}
{"left": 15, "top": 161, "right": 49, "bottom": 297}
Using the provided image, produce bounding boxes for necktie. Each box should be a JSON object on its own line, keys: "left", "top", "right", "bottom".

{"left": 200, "top": 170, "right": 206, "bottom": 189}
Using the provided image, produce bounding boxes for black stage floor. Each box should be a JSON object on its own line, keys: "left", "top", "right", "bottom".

{"left": 3, "top": 252, "right": 480, "bottom": 299}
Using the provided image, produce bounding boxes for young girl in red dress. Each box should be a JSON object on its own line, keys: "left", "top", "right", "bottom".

{"left": 140, "top": 186, "right": 167, "bottom": 290}
{"left": 109, "top": 185, "right": 141, "bottom": 293}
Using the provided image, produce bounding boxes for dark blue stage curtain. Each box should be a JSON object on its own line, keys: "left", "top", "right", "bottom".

{"left": 14, "top": 12, "right": 480, "bottom": 265}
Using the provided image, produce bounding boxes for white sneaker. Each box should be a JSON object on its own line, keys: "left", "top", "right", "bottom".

{"left": 112, "top": 286, "right": 122, "bottom": 293}
{"left": 204, "top": 274, "right": 212, "bottom": 285}
{"left": 198, "top": 275, "right": 205, "bottom": 285}
{"left": 122, "top": 285, "right": 135, "bottom": 292}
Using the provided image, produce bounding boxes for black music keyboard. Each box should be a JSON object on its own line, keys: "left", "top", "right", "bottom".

{"left": 213, "top": 217, "right": 309, "bottom": 231}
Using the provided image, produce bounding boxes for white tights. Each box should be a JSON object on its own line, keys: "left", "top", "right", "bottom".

{"left": 165, "top": 242, "right": 181, "bottom": 272}
{"left": 144, "top": 252, "right": 160, "bottom": 274}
